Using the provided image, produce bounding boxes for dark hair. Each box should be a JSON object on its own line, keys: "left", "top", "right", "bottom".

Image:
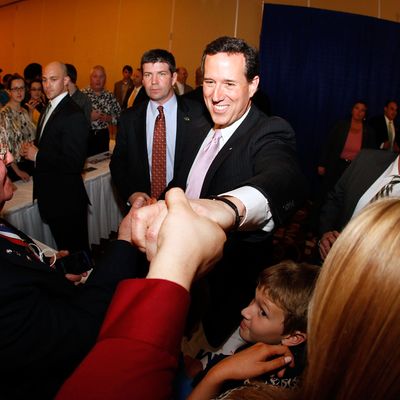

{"left": 6, "top": 73, "right": 25, "bottom": 90}
{"left": 257, "top": 261, "right": 320, "bottom": 336}
{"left": 384, "top": 99, "right": 398, "bottom": 108}
{"left": 352, "top": 99, "right": 368, "bottom": 109}
{"left": 23, "top": 63, "right": 42, "bottom": 81}
{"left": 2, "top": 73, "right": 13, "bottom": 85}
{"left": 122, "top": 65, "right": 133, "bottom": 73}
{"left": 28, "top": 79, "right": 43, "bottom": 90}
{"left": 65, "top": 63, "right": 78, "bottom": 84}
{"left": 201, "top": 36, "right": 259, "bottom": 81}
{"left": 140, "top": 49, "right": 176, "bottom": 74}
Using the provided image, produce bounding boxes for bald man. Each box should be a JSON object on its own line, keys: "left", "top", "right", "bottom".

{"left": 21, "top": 61, "right": 90, "bottom": 253}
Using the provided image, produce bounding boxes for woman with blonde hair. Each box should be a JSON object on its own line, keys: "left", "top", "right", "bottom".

{"left": 211, "top": 199, "right": 400, "bottom": 400}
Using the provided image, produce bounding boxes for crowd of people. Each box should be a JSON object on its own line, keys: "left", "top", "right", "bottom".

{"left": 0, "top": 35, "right": 399, "bottom": 399}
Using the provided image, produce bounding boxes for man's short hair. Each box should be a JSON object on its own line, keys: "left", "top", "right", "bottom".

{"left": 140, "top": 49, "right": 176, "bottom": 74}
{"left": 201, "top": 36, "right": 259, "bottom": 82}
{"left": 23, "top": 63, "right": 42, "bottom": 81}
{"left": 257, "top": 261, "right": 320, "bottom": 336}
{"left": 384, "top": 99, "right": 398, "bottom": 108}
{"left": 122, "top": 65, "right": 133, "bottom": 74}
{"left": 65, "top": 63, "right": 78, "bottom": 84}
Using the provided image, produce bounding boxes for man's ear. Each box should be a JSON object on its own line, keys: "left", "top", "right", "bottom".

{"left": 281, "top": 331, "right": 307, "bottom": 346}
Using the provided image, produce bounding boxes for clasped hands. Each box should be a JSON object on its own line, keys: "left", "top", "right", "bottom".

{"left": 118, "top": 188, "right": 243, "bottom": 289}
{"left": 20, "top": 142, "right": 38, "bottom": 161}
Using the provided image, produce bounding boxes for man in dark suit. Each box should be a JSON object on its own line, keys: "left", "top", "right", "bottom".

{"left": 21, "top": 61, "right": 90, "bottom": 253}
{"left": 113, "top": 64, "right": 134, "bottom": 109}
{"left": 110, "top": 49, "right": 204, "bottom": 210}
{"left": 0, "top": 149, "right": 142, "bottom": 398}
{"left": 369, "top": 100, "right": 399, "bottom": 151}
{"left": 318, "top": 149, "right": 399, "bottom": 260}
{"left": 134, "top": 37, "right": 306, "bottom": 347}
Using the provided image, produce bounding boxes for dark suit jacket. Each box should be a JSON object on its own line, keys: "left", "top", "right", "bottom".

{"left": 368, "top": 114, "right": 399, "bottom": 149}
{"left": 171, "top": 104, "right": 306, "bottom": 228}
{"left": 56, "top": 279, "right": 188, "bottom": 400}
{"left": 110, "top": 96, "right": 206, "bottom": 203}
{"left": 0, "top": 217, "right": 140, "bottom": 399}
{"left": 113, "top": 78, "right": 134, "bottom": 107}
{"left": 319, "top": 149, "right": 397, "bottom": 234}
{"left": 169, "top": 105, "right": 307, "bottom": 346}
{"left": 34, "top": 94, "right": 89, "bottom": 220}
{"left": 123, "top": 85, "right": 149, "bottom": 110}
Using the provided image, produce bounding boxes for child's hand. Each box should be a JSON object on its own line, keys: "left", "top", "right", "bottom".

{"left": 209, "top": 342, "right": 294, "bottom": 382}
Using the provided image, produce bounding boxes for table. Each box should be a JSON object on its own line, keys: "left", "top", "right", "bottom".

{"left": 0, "top": 152, "right": 123, "bottom": 249}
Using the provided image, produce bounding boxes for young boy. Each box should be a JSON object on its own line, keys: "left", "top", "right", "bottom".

{"left": 185, "top": 260, "right": 320, "bottom": 398}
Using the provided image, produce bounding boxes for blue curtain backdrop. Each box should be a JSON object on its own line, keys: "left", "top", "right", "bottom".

{"left": 259, "top": 4, "right": 400, "bottom": 194}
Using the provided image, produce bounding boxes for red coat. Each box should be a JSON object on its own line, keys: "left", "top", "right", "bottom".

{"left": 56, "top": 278, "right": 189, "bottom": 400}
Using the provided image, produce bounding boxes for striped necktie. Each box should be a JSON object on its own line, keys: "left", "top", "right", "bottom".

{"left": 370, "top": 175, "right": 400, "bottom": 203}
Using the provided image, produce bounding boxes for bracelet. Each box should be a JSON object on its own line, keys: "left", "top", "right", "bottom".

{"left": 209, "top": 195, "right": 242, "bottom": 230}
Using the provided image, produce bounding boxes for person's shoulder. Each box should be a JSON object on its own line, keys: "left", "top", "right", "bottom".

{"left": 120, "top": 99, "right": 148, "bottom": 120}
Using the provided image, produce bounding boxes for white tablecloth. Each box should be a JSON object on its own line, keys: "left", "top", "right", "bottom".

{"left": 0, "top": 153, "right": 123, "bottom": 249}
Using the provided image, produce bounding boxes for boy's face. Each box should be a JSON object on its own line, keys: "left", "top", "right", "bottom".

{"left": 239, "top": 288, "right": 285, "bottom": 344}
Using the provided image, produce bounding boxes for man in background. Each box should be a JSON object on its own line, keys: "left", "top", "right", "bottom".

{"left": 174, "top": 66, "right": 193, "bottom": 95}
{"left": 113, "top": 64, "right": 134, "bottom": 109}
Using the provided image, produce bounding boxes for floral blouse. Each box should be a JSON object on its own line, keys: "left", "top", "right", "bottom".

{"left": 81, "top": 87, "right": 121, "bottom": 130}
{"left": 0, "top": 105, "right": 36, "bottom": 162}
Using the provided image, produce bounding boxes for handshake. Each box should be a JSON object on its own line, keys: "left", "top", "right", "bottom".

{"left": 118, "top": 188, "right": 236, "bottom": 290}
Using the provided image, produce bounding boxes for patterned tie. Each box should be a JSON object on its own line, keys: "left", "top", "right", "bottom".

{"left": 370, "top": 175, "right": 400, "bottom": 203}
{"left": 185, "top": 129, "right": 222, "bottom": 199}
{"left": 151, "top": 106, "right": 166, "bottom": 199}
{"left": 388, "top": 121, "right": 395, "bottom": 151}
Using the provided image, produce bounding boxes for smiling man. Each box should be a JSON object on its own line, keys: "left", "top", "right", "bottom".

{"left": 110, "top": 49, "right": 204, "bottom": 210}
{"left": 168, "top": 36, "right": 307, "bottom": 346}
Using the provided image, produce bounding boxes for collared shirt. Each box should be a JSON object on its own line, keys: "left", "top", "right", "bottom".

{"left": 352, "top": 155, "right": 400, "bottom": 218}
{"left": 40, "top": 91, "right": 69, "bottom": 138}
{"left": 187, "top": 105, "right": 274, "bottom": 232}
{"left": 82, "top": 87, "right": 121, "bottom": 130}
{"left": 146, "top": 95, "right": 178, "bottom": 186}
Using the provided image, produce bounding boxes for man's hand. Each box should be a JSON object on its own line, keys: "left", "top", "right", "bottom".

{"left": 20, "top": 142, "right": 38, "bottom": 162}
{"left": 128, "top": 192, "right": 151, "bottom": 209}
{"left": 56, "top": 250, "right": 89, "bottom": 283}
{"left": 146, "top": 188, "right": 226, "bottom": 290}
{"left": 319, "top": 230, "right": 340, "bottom": 260}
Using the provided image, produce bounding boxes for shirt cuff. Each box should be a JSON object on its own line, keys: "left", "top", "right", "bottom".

{"left": 221, "top": 186, "right": 275, "bottom": 232}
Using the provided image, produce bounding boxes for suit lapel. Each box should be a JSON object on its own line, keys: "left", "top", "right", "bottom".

{"left": 200, "top": 107, "right": 256, "bottom": 195}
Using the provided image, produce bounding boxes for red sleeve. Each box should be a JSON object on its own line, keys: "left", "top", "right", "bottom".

{"left": 56, "top": 278, "right": 189, "bottom": 400}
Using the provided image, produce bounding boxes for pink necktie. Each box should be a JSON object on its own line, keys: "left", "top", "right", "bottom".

{"left": 186, "top": 129, "right": 222, "bottom": 199}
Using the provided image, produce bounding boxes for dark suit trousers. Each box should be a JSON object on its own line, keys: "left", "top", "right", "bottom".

{"left": 46, "top": 208, "right": 90, "bottom": 253}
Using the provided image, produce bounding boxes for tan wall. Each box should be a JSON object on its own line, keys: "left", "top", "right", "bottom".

{"left": 1, "top": 0, "right": 399, "bottom": 89}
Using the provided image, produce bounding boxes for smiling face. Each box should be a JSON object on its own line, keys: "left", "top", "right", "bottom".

{"left": 202, "top": 52, "right": 259, "bottom": 129}
{"left": 239, "top": 288, "right": 285, "bottom": 345}
{"left": 142, "top": 62, "right": 176, "bottom": 105}
{"left": 351, "top": 102, "right": 367, "bottom": 122}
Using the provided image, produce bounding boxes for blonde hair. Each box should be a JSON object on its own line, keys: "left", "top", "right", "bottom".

{"left": 303, "top": 199, "right": 400, "bottom": 399}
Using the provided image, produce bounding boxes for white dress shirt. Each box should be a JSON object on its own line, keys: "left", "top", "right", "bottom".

{"left": 187, "top": 106, "right": 274, "bottom": 232}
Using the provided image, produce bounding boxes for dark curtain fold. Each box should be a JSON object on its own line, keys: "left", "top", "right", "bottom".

{"left": 259, "top": 4, "right": 400, "bottom": 194}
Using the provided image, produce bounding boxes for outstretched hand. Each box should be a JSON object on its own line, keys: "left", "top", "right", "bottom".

{"left": 146, "top": 188, "right": 226, "bottom": 290}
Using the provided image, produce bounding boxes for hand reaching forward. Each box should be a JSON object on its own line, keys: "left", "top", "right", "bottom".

{"left": 146, "top": 188, "right": 227, "bottom": 290}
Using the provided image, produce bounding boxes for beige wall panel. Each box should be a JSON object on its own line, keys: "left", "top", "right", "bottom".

{"left": 237, "top": 0, "right": 263, "bottom": 48}
{"left": 0, "top": 6, "right": 17, "bottom": 74}
{"left": 111, "top": 0, "right": 173, "bottom": 87}
{"left": 172, "top": 0, "right": 238, "bottom": 87}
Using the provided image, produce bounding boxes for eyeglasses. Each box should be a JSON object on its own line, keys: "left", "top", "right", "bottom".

{"left": 10, "top": 87, "right": 25, "bottom": 92}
